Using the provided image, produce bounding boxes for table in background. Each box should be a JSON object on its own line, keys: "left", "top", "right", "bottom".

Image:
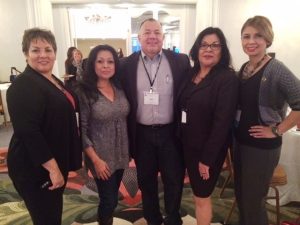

{"left": 0, "top": 83, "right": 11, "bottom": 123}
{"left": 268, "top": 128, "right": 300, "bottom": 206}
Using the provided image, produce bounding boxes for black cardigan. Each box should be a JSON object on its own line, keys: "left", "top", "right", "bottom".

{"left": 7, "top": 65, "right": 82, "bottom": 183}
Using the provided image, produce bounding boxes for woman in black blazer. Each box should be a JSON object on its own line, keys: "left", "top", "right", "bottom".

{"left": 6, "top": 28, "right": 82, "bottom": 225}
{"left": 179, "top": 27, "right": 238, "bottom": 225}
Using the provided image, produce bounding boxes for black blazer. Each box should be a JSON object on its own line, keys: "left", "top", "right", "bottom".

{"left": 119, "top": 49, "right": 191, "bottom": 158}
{"left": 65, "top": 62, "right": 77, "bottom": 87}
{"left": 7, "top": 65, "right": 82, "bottom": 184}
{"left": 180, "top": 67, "right": 238, "bottom": 167}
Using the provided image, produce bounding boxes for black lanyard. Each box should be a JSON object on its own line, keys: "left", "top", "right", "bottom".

{"left": 140, "top": 53, "right": 162, "bottom": 92}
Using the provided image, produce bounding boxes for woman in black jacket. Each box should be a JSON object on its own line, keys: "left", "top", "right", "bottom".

{"left": 179, "top": 27, "right": 238, "bottom": 225}
{"left": 6, "top": 28, "right": 82, "bottom": 225}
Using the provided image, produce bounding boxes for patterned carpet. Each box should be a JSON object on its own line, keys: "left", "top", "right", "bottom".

{"left": 0, "top": 147, "right": 300, "bottom": 225}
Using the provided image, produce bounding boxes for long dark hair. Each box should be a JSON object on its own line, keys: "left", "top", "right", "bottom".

{"left": 64, "top": 46, "right": 77, "bottom": 73}
{"left": 78, "top": 45, "right": 120, "bottom": 102}
{"left": 189, "top": 27, "right": 233, "bottom": 74}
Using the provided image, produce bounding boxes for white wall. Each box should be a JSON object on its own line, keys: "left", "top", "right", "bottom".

{"left": 52, "top": 5, "right": 73, "bottom": 77}
{"left": 0, "top": 0, "right": 57, "bottom": 82}
{"left": 218, "top": 0, "right": 300, "bottom": 77}
{"left": 1, "top": 0, "right": 299, "bottom": 80}
{"left": 0, "top": 0, "right": 28, "bottom": 82}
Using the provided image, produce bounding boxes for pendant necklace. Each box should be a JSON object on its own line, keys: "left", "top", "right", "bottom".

{"left": 243, "top": 54, "right": 267, "bottom": 79}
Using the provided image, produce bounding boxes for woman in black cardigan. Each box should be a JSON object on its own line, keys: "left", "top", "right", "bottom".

{"left": 6, "top": 28, "right": 82, "bottom": 225}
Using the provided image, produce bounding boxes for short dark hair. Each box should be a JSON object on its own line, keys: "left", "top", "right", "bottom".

{"left": 79, "top": 45, "right": 120, "bottom": 101}
{"left": 139, "top": 18, "right": 160, "bottom": 29}
{"left": 189, "top": 27, "right": 232, "bottom": 73}
{"left": 22, "top": 28, "right": 57, "bottom": 54}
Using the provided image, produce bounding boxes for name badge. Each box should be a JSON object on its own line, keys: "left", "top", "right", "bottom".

{"left": 181, "top": 110, "right": 187, "bottom": 123}
{"left": 76, "top": 112, "right": 80, "bottom": 128}
{"left": 235, "top": 109, "right": 241, "bottom": 122}
{"left": 144, "top": 91, "right": 159, "bottom": 105}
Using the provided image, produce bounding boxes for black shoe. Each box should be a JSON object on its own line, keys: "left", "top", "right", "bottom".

{"left": 163, "top": 215, "right": 183, "bottom": 225}
{"left": 98, "top": 216, "right": 113, "bottom": 225}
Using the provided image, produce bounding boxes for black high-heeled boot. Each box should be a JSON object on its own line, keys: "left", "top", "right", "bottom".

{"left": 98, "top": 216, "right": 113, "bottom": 225}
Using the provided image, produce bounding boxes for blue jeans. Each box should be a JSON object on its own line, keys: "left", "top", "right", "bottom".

{"left": 94, "top": 169, "right": 124, "bottom": 220}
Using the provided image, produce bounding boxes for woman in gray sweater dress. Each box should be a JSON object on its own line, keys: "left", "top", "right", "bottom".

{"left": 77, "top": 45, "right": 129, "bottom": 225}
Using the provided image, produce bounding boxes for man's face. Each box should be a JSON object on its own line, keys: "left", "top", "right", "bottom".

{"left": 138, "top": 20, "right": 164, "bottom": 58}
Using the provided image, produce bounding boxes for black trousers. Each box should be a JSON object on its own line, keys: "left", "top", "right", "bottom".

{"left": 135, "top": 124, "right": 185, "bottom": 225}
{"left": 12, "top": 177, "right": 65, "bottom": 225}
{"left": 234, "top": 142, "right": 281, "bottom": 225}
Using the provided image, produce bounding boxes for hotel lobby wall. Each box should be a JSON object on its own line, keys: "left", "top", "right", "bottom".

{"left": 0, "top": 0, "right": 57, "bottom": 82}
{"left": 1, "top": 0, "right": 300, "bottom": 82}
{"left": 0, "top": 0, "right": 28, "bottom": 82}
{"left": 217, "top": 0, "right": 300, "bottom": 77}
{"left": 52, "top": 4, "right": 196, "bottom": 77}
{"left": 77, "top": 39, "right": 127, "bottom": 59}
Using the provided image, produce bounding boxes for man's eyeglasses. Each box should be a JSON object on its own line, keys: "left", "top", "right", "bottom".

{"left": 200, "top": 43, "right": 222, "bottom": 50}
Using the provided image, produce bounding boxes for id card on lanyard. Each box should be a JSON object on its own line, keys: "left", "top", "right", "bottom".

{"left": 144, "top": 90, "right": 159, "bottom": 105}
{"left": 141, "top": 53, "right": 162, "bottom": 105}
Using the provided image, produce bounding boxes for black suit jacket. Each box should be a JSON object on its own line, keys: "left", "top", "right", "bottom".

{"left": 119, "top": 49, "right": 191, "bottom": 158}
{"left": 7, "top": 65, "right": 82, "bottom": 184}
{"left": 180, "top": 68, "right": 238, "bottom": 167}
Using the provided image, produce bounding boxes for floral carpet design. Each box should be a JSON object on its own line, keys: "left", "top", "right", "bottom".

{"left": 0, "top": 148, "right": 299, "bottom": 225}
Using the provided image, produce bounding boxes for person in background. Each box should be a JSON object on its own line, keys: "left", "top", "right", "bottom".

{"left": 65, "top": 48, "right": 83, "bottom": 89}
{"left": 117, "top": 48, "right": 124, "bottom": 58}
{"left": 65, "top": 46, "right": 77, "bottom": 65}
{"left": 119, "top": 18, "right": 190, "bottom": 225}
{"left": 64, "top": 46, "right": 77, "bottom": 80}
{"left": 77, "top": 45, "right": 130, "bottom": 225}
{"left": 234, "top": 15, "right": 300, "bottom": 225}
{"left": 6, "top": 28, "right": 82, "bottom": 225}
{"left": 179, "top": 27, "right": 238, "bottom": 225}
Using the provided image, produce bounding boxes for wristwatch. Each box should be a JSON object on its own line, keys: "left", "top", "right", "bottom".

{"left": 271, "top": 126, "right": 283, "bottom": 137}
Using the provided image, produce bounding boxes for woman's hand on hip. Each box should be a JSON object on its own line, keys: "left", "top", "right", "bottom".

{"left": 249, "top": 125, "right": 277, "bottom": 138}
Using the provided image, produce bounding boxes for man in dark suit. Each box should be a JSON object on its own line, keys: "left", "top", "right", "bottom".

{"left": 119, "top": 18, "right": 190, "bottom": 225}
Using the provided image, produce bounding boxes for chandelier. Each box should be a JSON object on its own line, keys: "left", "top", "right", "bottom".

{"left": 84, "top": 14, "right": 111, "bottom": 24}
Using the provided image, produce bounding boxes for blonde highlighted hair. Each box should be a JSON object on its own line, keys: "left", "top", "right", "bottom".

{"left": 241, "top": 15, "right": 274, "bottom": 48}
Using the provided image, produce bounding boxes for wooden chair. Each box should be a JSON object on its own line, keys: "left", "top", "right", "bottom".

{"left": 219, "top": 148, "right": 234, "bottom": 198}
{"left": 0, "top": 91, "right": 7, "bottom": 126}
{"left": 267, "top": 164, "right": 288, "bottom": 225}
{"left": 224, "top": 164, "right": 288, "bottom": 225}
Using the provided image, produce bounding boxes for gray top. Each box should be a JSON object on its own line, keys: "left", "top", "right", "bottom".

{"left": 258, "top": 58, "right": 300, "bottom": 125}
{"left": 78, "top": 85, "right": 130, "bottom": 176}
{"left": 136, "top": 51, "right": 174, "bottom": 125}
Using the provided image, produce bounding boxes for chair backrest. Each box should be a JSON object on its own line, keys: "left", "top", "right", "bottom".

{"left": 270, "top": 164, "right": 287, "bottom": 186}
{"left": 222, "top": 148, "right": 234, "bottom": 174}
{"left": 0, "top": 91, "right": 4, "bottom": 114}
